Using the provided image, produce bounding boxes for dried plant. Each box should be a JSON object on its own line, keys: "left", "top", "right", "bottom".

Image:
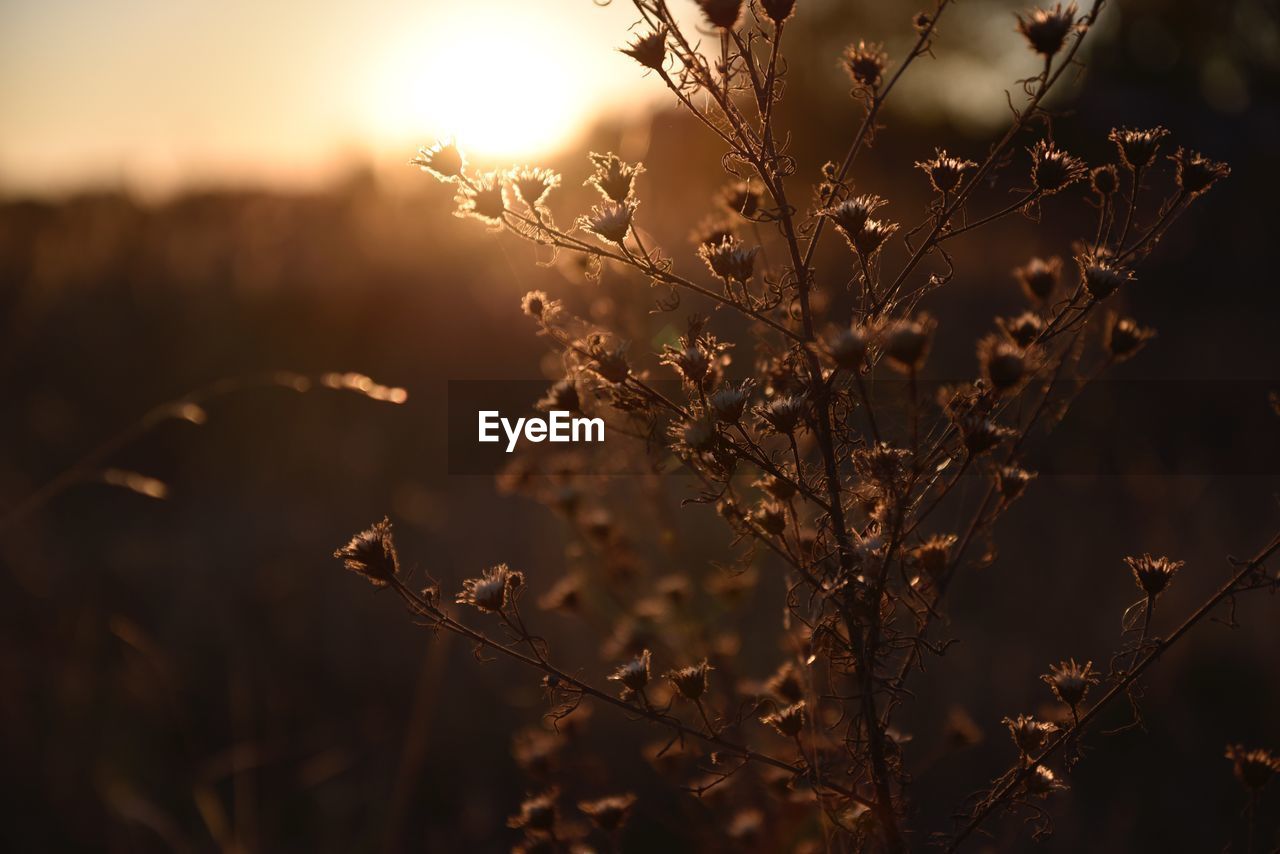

{"left": 338, "top": 1, "right": 1278, "bottom": 851}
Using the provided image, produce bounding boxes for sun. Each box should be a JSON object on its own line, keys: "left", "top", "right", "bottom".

{"left": 366, "top": 3, "right": 599, "bottom": 162}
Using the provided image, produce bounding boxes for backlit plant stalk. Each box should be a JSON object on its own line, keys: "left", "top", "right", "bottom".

{"left": 339, "top": 2, "right": 1272, "bottom": 851}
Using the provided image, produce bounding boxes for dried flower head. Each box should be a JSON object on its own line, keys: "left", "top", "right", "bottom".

{"left": 1042, "top": 658, "right": 1098, "bottom": 708}
{"left": 1015, "top": 3, "right": 1077, "bottom": 57}
{"left": 666, "top": 660, "right": 713, "bottom": 700}
{"left": 762, "top": 701, "right": 807, "bottom": 736}
{"left": 912, "top": 534, "right": 957, "bottom": 579}
{"left": 842, "top": 41, "right": 888, "bottom": 89}
{"left": 696, "top": 0, "right": 744, "bottom": 29}
{"left": 609, "top": 649, "right": 653, "bottom": 693}
{"left": 760, "top": 0, "right": 797, "bottom": 25}
{"left": 997, "top": 465, "right": 1036, "bottom": 501}
{"left": 508, "top": 789, "right": 559, "bottom": 833}
{"left": 709, "top": 380, "right": 755, "bottom": 423}
{"left": 521, "top": 289, "right": 560, "bottom": 321}
{"left": 764, "top": 661, "right": 805, "bottom": 703}
{"left": 1015, "top": 256, "right": 1061, "bottom": 303}
{"left": 824, "top": 193, "right": 885, "bottom": 237}
{"left": 621, "top": 29, "right": 667, "bottom": 71}
{"left": 1004, "top": 714, "right": 1056, "bottom": 757}
{"left": 1025, "top": 764, "right": 1068, "bottom": 796}
{"left": 960, "top": 414, "right": 1017, "bottom": 456}
{"left": 880, "top": 315, "right": 935, "bottom": 373}
{"left": 1125, "top": 554, "right": 1183, "bottom": 598}
{"left": 998, "top": 312, "right": 1044, "bottom": 348}
{"left": 672, "top": 418, "right": 719, "bottom": 455}
{"left": 587, "top": 152, "right": 644, "bottom": 204}
{"left": 1109, "top": 126, "right": 1170, "bottom": 170}
{"left": 756, "top": 394, "right": 808, "bottom": 435}
{"left": 1090, "top": 163, "right": 1119, "bottom": 196}
{"left": 916, "top": 148, "right": 977, "bottom": 194}
{"left": 580, "top": 201, "right": 636, "bottom": 244}
{"left": 699, "top": 236, "right": 760, "bottom": 282}
{"left": 854, "top": 443, "right": 911, "bottom": 489}
{"left": 719, "top": 180, "right": 764, "bottom": 218}
{"left": 751, "top": 501, "right": 788, "bottom": 536}
{"left": 334, "top": 517, "right": 400, "bottom": 587}
{"left": 412, "top": 139, "right": 465, "bottom": 180}
{"left": 586, "top": 336, "right": 631, "bottom": 383}
{"left": 1077, "top": 252, "right": 1133, "bottom": 300}
{"left": 1105, "top": 314, "right": 1156, "bottom": 361}
{"left": 511, "top": 166, "right": 561, "bottom": 208}
{"left": 537, "top": 378, "right": 581, "bottom": 414}
{"left": 578, "top": 794, "right": 637, "bottom": 832}
{"left": 662, "top": 343, "right": 712, "bottom": 387}
{"left": 755, "top": 472, "right": 797, "bottom": 501}
{"left": 851, "top": 217, "right": 899, "bottom": 257}
{"left": 822, "top": 324, "right": 870, "bottom": 370}
{"left": 454, "top": 170, "right": 506, "bottom": 223}
{"left": 1170, "top": 147, "right": 1230, "bottom": 196}
{"left": 1029, "top": 139, "right": 1088, "bottom": 195}
{"left": 978, "top": 334, "right": 1028, "bottom": 391}
{"left": 537, "top": 573, "right": 583, "bottom": 613}
{"left": 1225, "top": 745, "right": 1279, "bottom": 790}
{"left": 457, "top": 563, "right": 525, "bottom": 613}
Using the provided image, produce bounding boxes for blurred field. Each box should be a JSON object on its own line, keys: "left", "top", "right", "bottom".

{"left": 2, "top": 1, "right": 1278, "bottom": 851}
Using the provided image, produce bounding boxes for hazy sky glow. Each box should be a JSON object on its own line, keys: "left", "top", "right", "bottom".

{"left": 0, "top": 0, "right": 668, "bottom": 197}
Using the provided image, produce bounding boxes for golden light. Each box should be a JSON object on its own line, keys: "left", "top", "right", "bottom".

{"left": 367, "top": 2, "right": 611, "bottom": 161}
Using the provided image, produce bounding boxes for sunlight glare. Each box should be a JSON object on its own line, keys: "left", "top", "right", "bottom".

{"left": 369, "top": 4, "right": 595, "bottom": 161}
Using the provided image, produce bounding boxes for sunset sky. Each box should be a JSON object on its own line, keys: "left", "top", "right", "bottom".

{"left": 0, "top": 0, "right": 676, "bottom": 197}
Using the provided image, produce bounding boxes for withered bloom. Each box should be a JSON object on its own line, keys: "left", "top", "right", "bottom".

{"left": 719, "top": 181, "right": 763, "bottom": 218}
{"left": 998, "top": 312, "right": 1044, "bottom": 348}
{"left": 1015, "top": 256, "right": 1061, "bottom": 303}
{"left": 912, "top": 534, "right": 957, "bottom": 580}
{"left": 454, "top": 171, "right": 506, "bottom": 223}
{"left": 411, "top": 140, "right": 464, "bottom": 180}
{"left": 507, "top": 789, "right": 559, "bottom": 833}
{"left": 621, "top": 29, "right": 667, "bottom": 71}
{"left": 696, "top": 0, "right": 744, "bottom": 29}
{"left": 1124, "top": 554, "right": 1183, "bottom": 598}
{"left": 842, "top": 41, "right": 888, "bottom": 89}
{"left": 764, "top": 661, "right": 805, "bottom": 703}
{"left": 1015, "top": 3, "right": 1077, "bottom": 57}
{"left": 1170, "top": 147, "right": 1231, "bottom": 196}
{"left": 667, "top": 660, "right": 713, "bottom": 701}
{"left": 699, "top": 236, "right": 760, "bottom": 282}
{"left": 334, "top": 517, "right": 400, "bottom": 587}
{"left": 580, "top": 201, "right": 636, "bottom": 244}
{"left": 1105, "top": 315, "right": 1156, "bottom": 361}
{"left": 880, "top": 315, "right": 935, "bottom": 373}
{"left": 587, "top": 151, "right": 643, "bottom": 204}
{"left": 1042, "top": 658, "right": 1098, "bottom": 709}
{"left": 457, "top": 564, "right": 525, "bottom": 613}
{"left": 1225, "top": 745, "right": 1279, "bottom": 790}
{"left": 916, "top": 148, "right": 977, "bottom": 194}
{"left": 1025, "top": 765, "right": 1068, "bottom": 796}
{"left": 760, "top": 0, "right": 797, "bottom": 25}
{"left": 1029, "top": 139, "right": 1088, "bottom": 195}
{"left": 511, "top": 166, "right": 561, "bottom": 208}
{"left": 762, "top": 701, "right": 807, "bottom": 736}
{"left": 1109, "top": 126, "right": 1170, "bottom": 170}
{"left": 978, "top": 334, "right": 1028, "bottom": 391}
{"left": 1077, "top": 252, "right": 1133, "bottom": 300}
{"left": 578, "top": 794, "right": 637, "bottom": 832}
{"left": 756, "top": 394, "right": 808, "bottom": 435}
{"left": 709, "top": 380, "right": 755, "bottom": 424}
{"left": 609, "top": 649, "right": 652, "bottom": 693}
{"left": 1003, "top": 714, "right": 1055, "bottom": 757}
